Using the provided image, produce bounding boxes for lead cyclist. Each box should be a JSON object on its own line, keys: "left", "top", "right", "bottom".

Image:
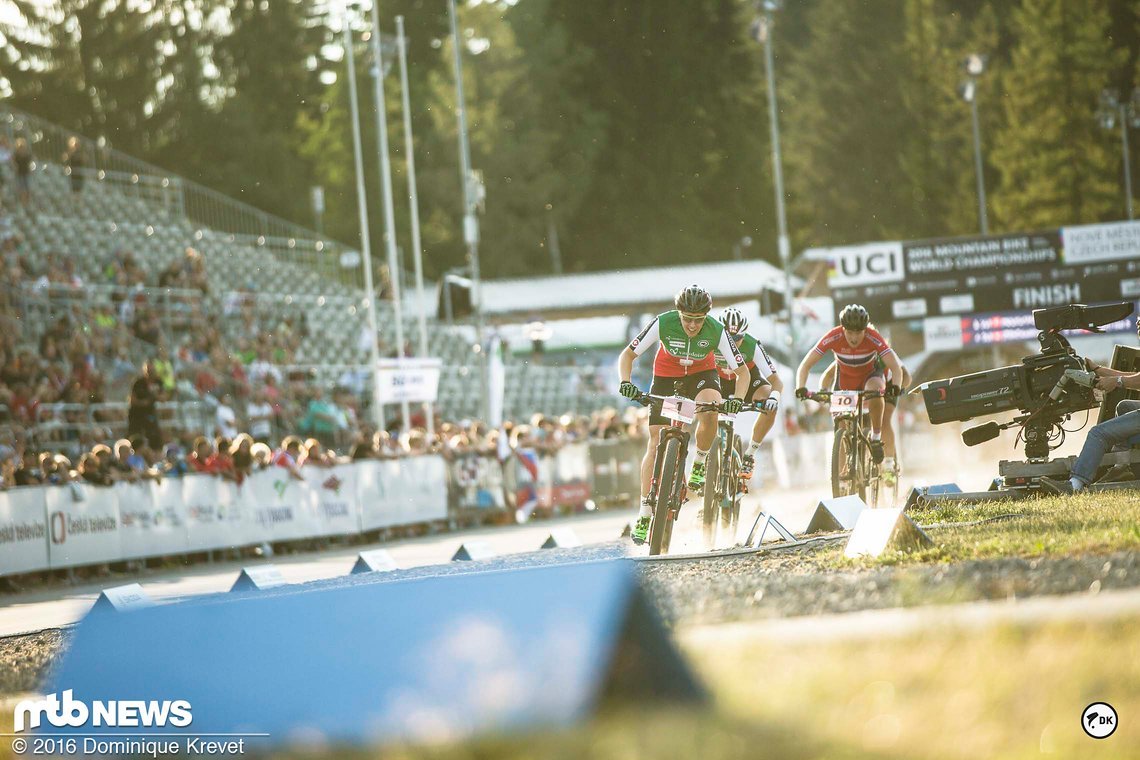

{"left": 617, "top": 285, "right": 750, "bottom": 544}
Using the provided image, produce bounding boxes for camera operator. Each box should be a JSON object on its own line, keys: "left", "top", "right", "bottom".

{"left": 1044, "top": 338, "right": 1140, "bottom": 493}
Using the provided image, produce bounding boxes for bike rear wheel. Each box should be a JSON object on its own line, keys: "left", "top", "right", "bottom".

{"left": 650, "top": 436, "right": 684, "bottom": 556}
{"left": 720, "top": 450, "right": 739, "bottom": 540}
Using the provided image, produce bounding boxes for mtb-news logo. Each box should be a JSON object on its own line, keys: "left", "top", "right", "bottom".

{"left": 1081, "top": 702, "right": 1118, "bottom": 739}
{"left": 13, "top": 690, "right": 193, "bottom": 732}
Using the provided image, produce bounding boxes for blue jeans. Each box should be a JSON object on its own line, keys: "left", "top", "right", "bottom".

{"left": 1071, "top": 400, "right": 1140, "bottom": 485}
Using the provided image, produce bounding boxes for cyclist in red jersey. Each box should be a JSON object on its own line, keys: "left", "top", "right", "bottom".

{"left": 821, "top": 353, "right": 910, "bottom": 479}
{"left": 793, "top": 304, "right": 904, "bottom": 462}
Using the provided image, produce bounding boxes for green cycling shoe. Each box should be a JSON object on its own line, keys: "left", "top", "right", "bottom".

{"left": 631, "top": 515, "right": 651, "bottom": 544}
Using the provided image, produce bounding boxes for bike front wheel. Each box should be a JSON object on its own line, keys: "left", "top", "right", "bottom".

{"left": 830, "top": 423, "right": 857, "bottom": 498}
{"left": 650, "top": 436, "right": 684, "bottom": 556}
{"left": 701, "top": 445, "right": 722, "bottom": 550}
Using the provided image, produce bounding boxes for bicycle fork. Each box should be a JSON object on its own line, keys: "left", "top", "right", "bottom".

{"left": 648, "top": 426, "right": 690, "bottom": 523}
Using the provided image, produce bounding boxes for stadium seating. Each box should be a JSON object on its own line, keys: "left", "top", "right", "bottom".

{"left": 1, "top": 109, "right": 610, "bottom": 424}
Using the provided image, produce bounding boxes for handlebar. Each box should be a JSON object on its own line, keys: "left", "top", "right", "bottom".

{"left": 802, "top": 389, "right": 886, "bottom": 403}
{"left": 634, "top": 393, "right": 771, "bottom": 414}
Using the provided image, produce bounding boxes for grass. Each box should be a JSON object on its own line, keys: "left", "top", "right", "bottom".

{"left": 810, "top": 490, "right": 1140, "bottom": 569}
{"left": 685, "top": 615, "right": 1140, "bottom": 760}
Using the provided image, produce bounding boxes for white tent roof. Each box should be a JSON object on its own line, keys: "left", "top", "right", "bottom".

{"left": 479, "top": 260, "right": 803, "bottom": 322}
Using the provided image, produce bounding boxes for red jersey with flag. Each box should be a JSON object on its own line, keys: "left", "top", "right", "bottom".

{"left": 812, "top": 326, "right": 893, "bottom": 389}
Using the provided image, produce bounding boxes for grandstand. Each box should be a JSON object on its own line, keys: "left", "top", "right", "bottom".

{"left": 0, "top": 106, "right": 610, "bottom": 443}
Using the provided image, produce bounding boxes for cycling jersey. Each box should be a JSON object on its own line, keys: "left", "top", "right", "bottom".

{"left": 629, "top": 310, "right": 743, "bottom": 378}
{"left": 812, "top": 326, "right": 893, "bottom": 389}
{"left": 715, "top": 333, "right": 776, "bottom": 380}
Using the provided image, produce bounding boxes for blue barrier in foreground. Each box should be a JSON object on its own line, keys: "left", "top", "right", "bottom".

{"left": 50, "top": 559, "right": 703, "bottom": 747}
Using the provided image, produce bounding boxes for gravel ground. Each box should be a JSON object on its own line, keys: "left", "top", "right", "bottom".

{"left": 641, "top": 543, "right": 1140, "bottom": 626}
{"left": 0, "top": 628, "right": 70, "bottom": 696}
{"left": 3, "top": 541, "right": 1140, "bottom": 696}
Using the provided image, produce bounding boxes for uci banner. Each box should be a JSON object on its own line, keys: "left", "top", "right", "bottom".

{"left": 813, "top": 220, "right": 1140, "bottom": 322}
{"left": 375, "top": 358, "right": 442, "bottom": 404}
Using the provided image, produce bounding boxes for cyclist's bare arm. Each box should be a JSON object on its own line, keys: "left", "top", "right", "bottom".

{"left": 715, "top": 328, "right": 749, "bottom": 399}
{"left": 732, "top": 365, "right": 750, "bottom": 399}
{"left": 766, "top": 370, "right": 784, "bottom": 393}
{"left": 819, "top": 360, "right": 837, "bottom": 390}
{"left": 618, "top": 347, "right": 637, "bottom": 384}
{"left": 618, "top": 318, "right": 660, "bottom": 383}
{"left": 880, "top": 350, "right": 904, "bottom": 388}
{"left": 796, "top": 348, "right": 824, "bottom": 389}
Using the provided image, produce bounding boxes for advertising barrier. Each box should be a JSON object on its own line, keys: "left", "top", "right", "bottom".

{"left": 588, "top": 438, "right": 643, "bottom": 506}
{"left": 118, "top": 479, "right": 187, "bottom": 561}
{"left": 448, "top": 453, "right": 507, "bottom": 513}
{"left": 0, "top": 487, "right": 50, "bottom": 574}
{"left": 45, "top": 483, "right": 121, "bottom": 570}
{"left": 358, "top": 457, "right": 449, "bottom": 531}
{"left": 0, "top": 442, "right": 644, "bottom": 578}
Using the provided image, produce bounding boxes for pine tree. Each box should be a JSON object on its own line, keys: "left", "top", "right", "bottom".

{"left": 990, "top": 0, "right": 1126, "bottom": 229}
{"left": 2, "top": 0, "right": 164, "bottom": 154}
{"left": 780, "top": 0, "right": 916, "bottom": 248}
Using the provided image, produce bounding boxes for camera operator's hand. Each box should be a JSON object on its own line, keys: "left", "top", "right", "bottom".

{"left": 619, "top": 381, "right": 640, "bottom": 399}
{"left": 1095, "top": 375, "right": 1124, "bottom": 392}
{"left": 1084, "top": 357, "right": 1101, "bottom": 373}
{"left": 794, "top": 386, "right": 810, "bottom": 401}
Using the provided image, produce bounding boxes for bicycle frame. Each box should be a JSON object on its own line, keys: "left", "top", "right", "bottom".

{"left": 638, "top": 390, "right": 723, "bottom": 555}
{"left": 806, "top": 389, "right": 885, "bottom": 505}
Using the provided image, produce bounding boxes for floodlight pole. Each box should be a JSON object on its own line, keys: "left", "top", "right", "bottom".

{"left": 448, "top": 0, "right": 489, "bottom": 422}
{"left": 758, "top": 3, "right": 797, "bottom": 349}
{"left": 342, "top": 5, "right": 385, "bottom": 432}
{"left": 369, "top": 4, "right": 411, "bottom": 436}
{"left": 396, "top": 16, "right": 434, "bottom": 435}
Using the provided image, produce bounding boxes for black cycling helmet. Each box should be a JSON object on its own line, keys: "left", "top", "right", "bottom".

{"left": 675, "top": 284, "right": 712, "bottom": 315}
{"left": 839, "top": 304, "right": 870, "bottom": 331}
{"left": 720, "top": 307, "right": 748, "bottom": 335}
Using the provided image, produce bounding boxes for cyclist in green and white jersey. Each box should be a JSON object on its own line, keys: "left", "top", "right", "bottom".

{"left": 714, "top": 308, "right": 783, "bottom": 481}
{"left": 618, "top": 285, "right": 750, "bottom": 544}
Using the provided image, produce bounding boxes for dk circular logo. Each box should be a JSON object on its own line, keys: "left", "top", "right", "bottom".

{"left": 1082, "top": 702, "right": 1118, "bottom": 739}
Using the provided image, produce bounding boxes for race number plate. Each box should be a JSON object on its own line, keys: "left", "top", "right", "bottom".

{"left": 829, "top": 390, "right": 861, "bottom": 417}
{"left": 661, "top": 396, "right": 698, "bottom": 425}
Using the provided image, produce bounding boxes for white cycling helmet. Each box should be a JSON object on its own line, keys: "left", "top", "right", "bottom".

{"left": 720, "top": 307, "right": 748, "bottom": 335}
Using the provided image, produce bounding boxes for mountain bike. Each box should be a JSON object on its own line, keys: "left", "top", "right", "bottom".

{"left": 637, "top": 389, "right": 727, "bottom": 556}
{"left": 803, "top": 389, "right": 885, "bottom": 507}
{"left": 701, "top": 401, "right": 769, "bottom": 550}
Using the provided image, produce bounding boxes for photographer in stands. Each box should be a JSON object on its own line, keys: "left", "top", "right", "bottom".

{"left": 1044, "top": 344, "right": 1140, "bottom": 493}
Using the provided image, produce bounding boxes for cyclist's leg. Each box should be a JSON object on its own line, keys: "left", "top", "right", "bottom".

{"left": 864, "top": 372, "right": 886, "bottom": 436}
{"left": 748, "top": 373, "right": 775, "bottom": 447}
{"left": 864, "top": 372, "right": 887, "bottom": 462}
{"left": 641, "top": 374, "right": 678, "bottom": 505}
{"left": 690, "top": 371, "right": 722, "bottom": 488}
{"left": 685, "top": 371, "right": 720, "bottom": 452}
{"left": 882, "top": 396, "right": 898, "bottom": 458}
{"left": 641, "top": 426, "right": 664, "bottom": 501}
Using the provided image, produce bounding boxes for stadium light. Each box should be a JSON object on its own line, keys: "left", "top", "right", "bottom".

{"left": 448, "top": 0, "right": 490, "bottom": 423}
{"left": 368, "top": 2, "right": 411, "bottom": 435}
{"left": 959, "top": 53, "right": 989, "bottom": 235}
{"left": 1097, "top": 88, "right": 1140, "bottom": 220}
{"left": 752, "top": 0, "right": 797, "bottom": 349}
{"left": 396, "top": 16, "right": 434, "bottom": 436}
{"left": 341, "top": 1, "right": 386, "bottom": 432}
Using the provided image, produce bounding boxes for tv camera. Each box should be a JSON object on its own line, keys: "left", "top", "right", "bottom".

{"left": 918, "top": 302, "right": 1134, "bottom": 462}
